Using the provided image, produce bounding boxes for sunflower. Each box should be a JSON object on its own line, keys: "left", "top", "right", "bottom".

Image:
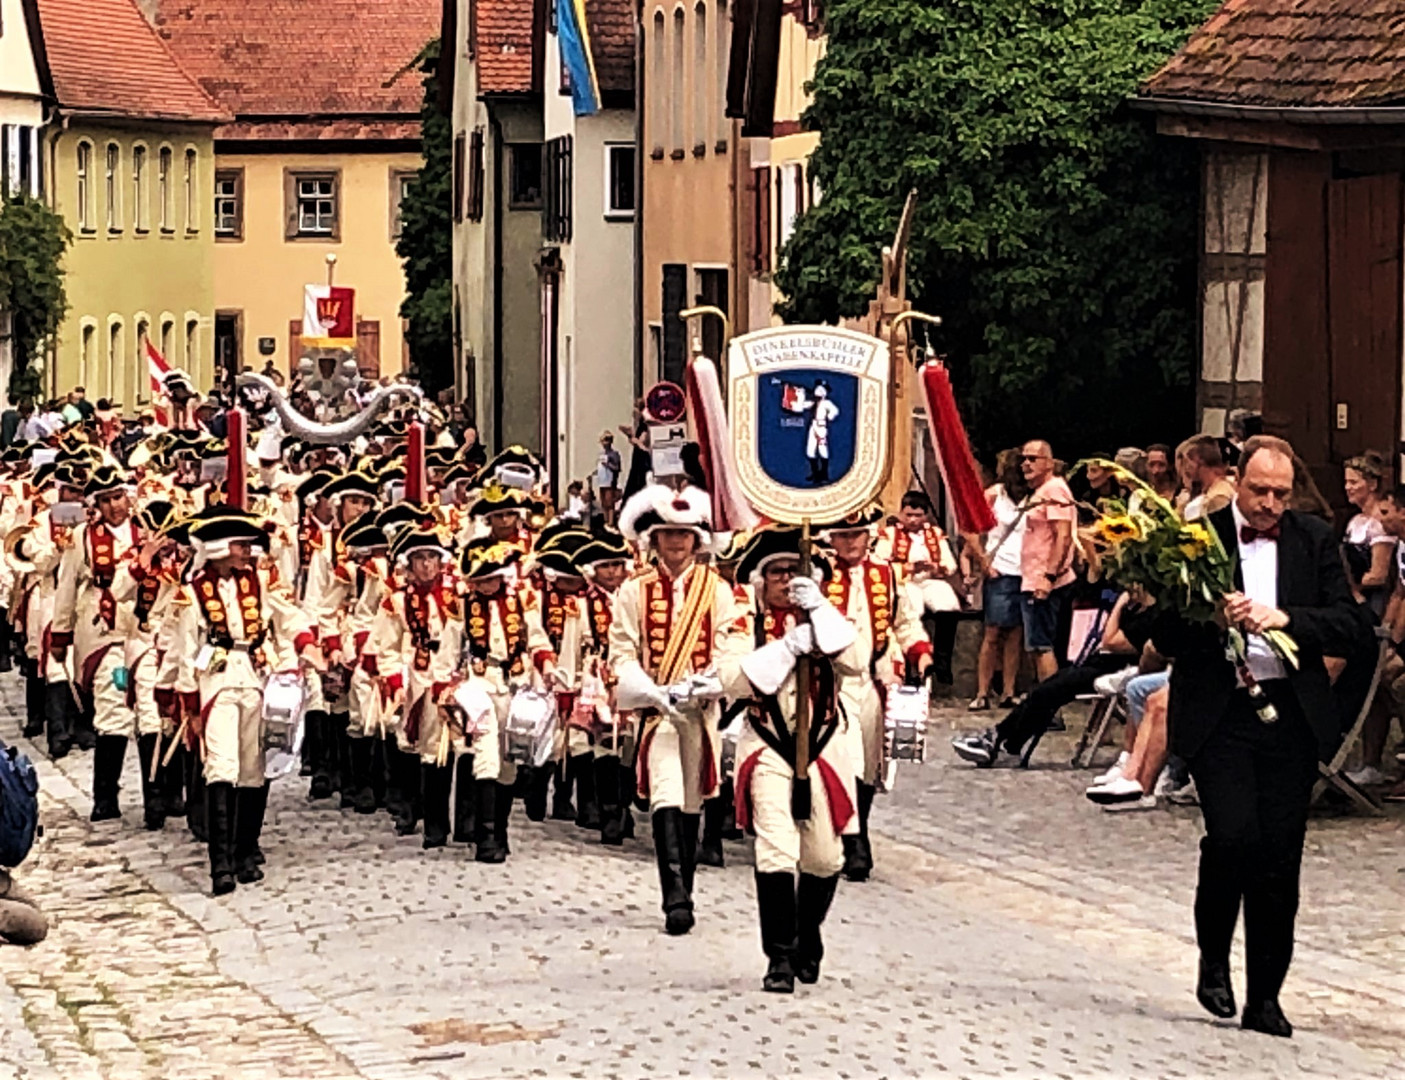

{"left": 1178, "top": 523, "right": 1212, "bottom": 559}
{"left": 1096, "top": 515, "right": 1142, "bottom": 545}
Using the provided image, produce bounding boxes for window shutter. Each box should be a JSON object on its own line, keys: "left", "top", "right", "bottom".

{"left": 453, "top": 133, "right": 466, "bottom": 224}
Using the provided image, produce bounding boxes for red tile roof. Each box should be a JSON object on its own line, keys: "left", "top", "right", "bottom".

{"left": 34, "top": 0, "right": 229, "bottom": 124}
{"left": 476, "top": 0, "right": 538, "bottom": 95}
{"left": 149, "top": 0, "right": 439, "bottom": 119}
{"left": 587, "top": 0, "right": 635, "bottom": 96}
{"left": 218, "top": 119, "right": 422, "bottom": 142}
{"left": 1143, "top": 0, "right": 1405, "bottom": 109}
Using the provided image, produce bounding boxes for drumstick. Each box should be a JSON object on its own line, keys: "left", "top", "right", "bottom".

{"left": 161, "top": 716, "right": 189, "bottom": 767}
{"left": 149, "top": 731, "right": 163, "bottom": 782}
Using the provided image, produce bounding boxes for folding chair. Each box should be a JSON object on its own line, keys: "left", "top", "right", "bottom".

{"left": 1070, "top": 692, "right": 1126, "bottom": 769}
{"left": 1312, "top": 627, "right": 1388, "bottom": 815}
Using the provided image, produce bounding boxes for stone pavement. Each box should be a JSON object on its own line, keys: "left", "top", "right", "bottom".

{"left": 1, "top": 683, "right": 1402, "bottom": 1079}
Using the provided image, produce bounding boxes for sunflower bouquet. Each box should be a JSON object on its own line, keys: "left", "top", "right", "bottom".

{"left": 1077, "top": 460, "right": 1298, "bottom": 722}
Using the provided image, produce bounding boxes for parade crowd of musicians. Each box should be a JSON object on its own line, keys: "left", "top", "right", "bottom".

{"left": 1, "top": 377, "right": 1397, "bottom": 1027}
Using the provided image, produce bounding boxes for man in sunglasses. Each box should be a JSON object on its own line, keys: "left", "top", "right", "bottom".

{"left": 1018, "top": 441, "right": 1076, "bottom": 682}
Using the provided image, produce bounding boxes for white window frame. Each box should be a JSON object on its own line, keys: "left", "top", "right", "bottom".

{"left": 603, "top": 142, "right": 636, "bottom": 220}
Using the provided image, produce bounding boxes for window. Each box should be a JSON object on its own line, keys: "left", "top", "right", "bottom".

{"left": 106, "top": 321, "right": 122, "bottom": 400}
{"left": 801, "top": 0, "right": 823, "bottom": 28}
{"left": 160, "top": 318, "right": 174, "bottom": 361}
{"left": 507, "top": 145, "right": 542, "bottom": 209}
{"left": 716, "top": 0, "right": 729, "bottom": 151}
{"left": 466, "top": 129, "right": 485, "bottom": 221}
{"left": 543, "top": 136, "right": 573, "bottom": 242}
{"left": 466, "top": 0, "right": 477, "bottom": 59}
{"left": 135, "top": 319, "right": 150, "bottom": 403}
{"left": 452, "top": 132, "right": 465, "bottom": 224}
{"left": 214, "top": 169, "right": 243, "bottom": 239}
{"left": 778, "top": 161, "right": 803, "bottom": 246}
{"left": 749, "top": 165, "right": 772, "bottom": 273}
{"left": 76, "top": 141, "right": 93, "bottom": 232}
{"left": 693, "top": 3, "right": 708, "bottom": 154}
{"left": 671, "top": 8, "right": 685, "bottom": 156}
{"left": 132, "top": 145, "right": 148, "bottom": 232}
{"left": 105, "top": 143, "right": 120, "bottom": 231}
{"left": 158, "top": 147, "right": 172, "bottom": 231}
{"left": 605, "top": 143, "right": 635, "bottom": 218}
{"left": 391, "top": 168, "right": 416, "bottom": 239}
{"left": 81, "top": 324, "right": 95, "bottom": 385}
{"left": 185, "top": 317, "right": 199, "bottom": 368}
{"left": 285, "top": 170, "right": 340, "bottom": 239}
{"left": 183, "top": 149, "right": 197, "bottom": 232}
{"left": 651, "top": 12, "right": 665, "bottom": 159}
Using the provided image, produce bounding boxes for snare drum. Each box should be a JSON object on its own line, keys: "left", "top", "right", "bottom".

{"left": 884, "top": 685, "right": 929, "bottom": 763}
{"left": 262, "top": 671, "right": 307, "bottom": 779}
{"left": 503, "top": 688, "right": 556, "bottom": 766}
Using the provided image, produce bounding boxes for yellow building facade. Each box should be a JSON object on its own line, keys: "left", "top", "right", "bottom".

{"left": 211, "top": 149, "right": 421, "bottom": 378}
{"left": 47, "top": 124, "right": 218, "bottom": 402}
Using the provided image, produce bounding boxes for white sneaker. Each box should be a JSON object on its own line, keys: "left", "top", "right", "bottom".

{"left": 1152, "top": 767, "right": 1177, "bottom": 798}
{"left": 1345, "top": 765, "right": 1386, "bottom": 787}
{"left": 1093, "top": 667, "right": 1138, "bottom": 697}
{"left": 1166, "top": 779, "right": 1199, "bottom": 806}
{"left": 1104, "top": 794, "right": 1158, "bottom": 812}
{"left": 1086, "top": 776, "right": 1145, "bottom": 804}
{"left": 1093, "top": 752, "right": 1131, "bottom": 787}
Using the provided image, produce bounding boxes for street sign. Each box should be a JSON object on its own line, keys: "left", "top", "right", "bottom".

{"left": 645, "top": 381, "right": 686, "bottom": 423}
{"left": 649, "top": 421, "right": 689, "bottom": 479}
{"left": 727, "top": 325, "right": 892, "bottom": 524}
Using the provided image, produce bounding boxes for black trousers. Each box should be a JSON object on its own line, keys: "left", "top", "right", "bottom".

{"left": 994, "top": 653, "right": 1126, "bottom": 754}
{"left": 1187, "top": 684, "right": 1319, "bottom": 1005}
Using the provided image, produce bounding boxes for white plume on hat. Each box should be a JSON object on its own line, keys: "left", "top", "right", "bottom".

{"left": 618, "top": 483, "right": 714, "bottom": 549}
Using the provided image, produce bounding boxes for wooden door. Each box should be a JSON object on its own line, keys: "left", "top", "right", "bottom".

{"left": 356, "top": 319, "right": 381, "bottom": 379}
{"left": 1327, "top": 173, "right": 1403, "bottom": 473}
{"left": 288, "top": 319, "right": 302, "bottom": 377}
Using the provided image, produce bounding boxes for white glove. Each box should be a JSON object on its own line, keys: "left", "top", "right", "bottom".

{"left": 788, "top": 575, "right": 826, "bottom": 612}
{"left": 615, "top": 663, "right": 678, "bottom": 716}
{"left": 741, "top": 639, "right": 797, "bottom": 696}
{"left": 686, "top": 671, "right": 725, "bottom": 702}
{"left": 782, "top": 623, "right": 815, "bottom": 657}
{"left": 809, "top": 603, "right": 858, "bottom": 656}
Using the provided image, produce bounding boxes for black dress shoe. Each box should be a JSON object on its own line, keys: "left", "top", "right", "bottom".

{"left": 236, "top": 864, "right": 264, "bottom": 884}
{"left": 211, "top": 872, "right": 236, "bottom": 896}
{"left": 1196, "top": 958, "right": 1237, "bottom": 1019}
{"left": 1241, "top": 1000, "right": 1292, "bottom": 1038}
{"left": 762, "top": 957, "right": 795, "bottom": 993}
{"left": 664, "top": 907, "right": 695, "bottom": 936}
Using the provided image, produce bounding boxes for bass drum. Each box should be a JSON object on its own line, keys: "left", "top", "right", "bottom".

{"left": 503, "top": 688, "right": 557, "bottom": 768}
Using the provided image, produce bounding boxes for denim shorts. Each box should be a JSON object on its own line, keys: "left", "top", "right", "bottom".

{"left": 1125, "top": 670, "right": 1171, "bottom": 725}
{"left": 1019, "top": 587, "right": 1068, "bottom": 652}
{"left": 983, "top": 574, "right": 1023, "bottom": 630}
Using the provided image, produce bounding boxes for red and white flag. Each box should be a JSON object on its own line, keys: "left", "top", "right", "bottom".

{"left": 146, "top": 338, "right": 170, "bottom": 426}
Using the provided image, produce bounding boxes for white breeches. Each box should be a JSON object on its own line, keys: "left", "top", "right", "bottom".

{"left": 203, "top": 686, "right": 265, "bottom": 787}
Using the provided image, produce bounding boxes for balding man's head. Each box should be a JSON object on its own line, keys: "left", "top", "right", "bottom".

{"left": 1236, "top": 436, "right": 1295, "bottom": 530}
{"left": 1020, "top": 440, "right": 1054, "bottom": 486}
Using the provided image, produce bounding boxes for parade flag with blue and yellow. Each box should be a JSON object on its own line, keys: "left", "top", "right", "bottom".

{"left": 558, "top": 0, "right": 601, "bottom": 116}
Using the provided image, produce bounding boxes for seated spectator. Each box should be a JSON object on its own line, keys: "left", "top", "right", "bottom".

{"left": 1085, "top": 672, "right": 1176, "bottom": 810}
{"left": 0, "top": 868, "right": 47, "bottom": 946}
{"left": 952, "top": 589, "right": 1148, "bottom": 766}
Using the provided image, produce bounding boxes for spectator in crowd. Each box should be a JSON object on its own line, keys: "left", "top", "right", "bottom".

{"left": 0, "top": 868, "right": 47, "bottom": 946}
{"left": 1114, "top": 446, "right": 1149, "bottom": 483}
{"left": 1179, "top": 435, "right": 1236, "bottom": 520}
{"left": 461, "top": 419, "right": 488, "bottom": 470}
{"left": 596, "top": 431, "right": 622, "bottom": 525}
{"left": 1374, "top": 487, "right": 1405, "bottom": 802}
{"left": 1145, "top": 443, "right": 1177, "bottom": 501}
{"left": 1225, "top": 408, "right": 1261, "bottom": 458}
{"left": 59, "top": 393, "right": 82, "bottom": 427}
{"left": 969, "top": 448, "right": 1029, "bottom": 710}
{"left": 620, "top": 399, "right": 652, "bottom": 500}
{"left": 1341, "top": 452, "right": 1394, "bottom": 616}
{"left": 1289, "top": 453, "right": 1334, "bottom": 521}
{"left": 1018, "top": 440, "right": 1077, "bottom": 682}
{"left": 70, "top": 385, "right": 94, "bottom": 421}
{"left": 22, "top": 401, "right": 59, "bottom": 442}
{"left": 1085, "top": 672, "right": 1176, "bottom": 810}
{"left": 952, "top": 590, "right": 1149, "bottom": 766}
{"left": 0, "top": 397, "right": 22, "bottom": 448}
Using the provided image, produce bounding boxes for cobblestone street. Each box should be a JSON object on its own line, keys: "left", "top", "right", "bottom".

{"left": 1, "top": 683, "right": 1402, "bottom": 1079}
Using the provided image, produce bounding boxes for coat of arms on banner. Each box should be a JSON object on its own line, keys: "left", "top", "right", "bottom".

{"left": 728, "top": 326, "right": 892, "bottom": 522}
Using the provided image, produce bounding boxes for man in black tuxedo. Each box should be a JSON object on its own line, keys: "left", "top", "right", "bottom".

{"left": 1154, "top": 436, "right": 1371, "bottom": 1038}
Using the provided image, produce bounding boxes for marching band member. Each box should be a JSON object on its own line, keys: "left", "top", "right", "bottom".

{"left": 610, "top": 483, "right": 743, "bottom": 936}
{"left": 468, "top": 484, "right": 537, "bottom": 554}
{"left": 725, "top": 527, "right": 858, "bottom": 993}
{"left": 876, "top": 490, "right": 964, "bottom": 685}
{"left": 292, "top": 467, "right": 338, "bottom": 798}
{"left": 171, "top": 507, "right": 323, "bottom": 895}
{"left": 51, "top": 465, "right": 143, "bottom": 824}
{"left": 818, "top": 507, "right": 932, "bottom": 882}
{"left": 571, "top": 532, "right": 635, "bottom": 845}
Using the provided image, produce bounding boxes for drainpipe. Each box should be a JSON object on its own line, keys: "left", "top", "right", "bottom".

{"left": 632, "top": 4, "right": 645, "bottom": 396}
{"left": 490, "top": 109, "right": 505, "bottom": 453}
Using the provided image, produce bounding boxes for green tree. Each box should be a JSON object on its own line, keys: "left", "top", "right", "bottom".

{"left": 397, "top": 37, "right": 454, "bottom": 396}
{"left": 776, "top": 0, "right": 1219, "bottom": 456}
{"left": 0, "top": 191, "right": 71, "bottom": 401}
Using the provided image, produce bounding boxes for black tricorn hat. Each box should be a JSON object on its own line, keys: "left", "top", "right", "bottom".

{"left": 815, "top": 504, "right": 884, "bottom": 534}
{"left": 83, "top": 464, "right": 129, "bottom": 499}
{"left": 460, "top": 541, "right": 522, "bottom": 580}
{"left": 572, "top": 532, "right": 633, "bottom": 573}
{"left": 341, "top": 511, "right": 388, "bottom": 550}
{"left": 137, "top": 499, "right": 177, "bottom": 534}
{"left": 322, "top": 470, "right": 381, "bottom": 501}
{"left": 296, "top": 468, "right": 338, "bottom": 502}
{"left": 736, "top": 526, "right": 831, "bottom": 585}
{"left": 390, "top": 525, "right": 452, "bottom": 563}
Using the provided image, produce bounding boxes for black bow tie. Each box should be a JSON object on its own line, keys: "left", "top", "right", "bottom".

{"left": 1240, "top": 523, "right": 1280, "bottom": 544}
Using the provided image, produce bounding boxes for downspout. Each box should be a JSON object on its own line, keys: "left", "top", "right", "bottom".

{"left": 490, "top": 109, "right": 505, "bottom": 452}
{"left": 632, "top": 4, "right": 645, "bottom": 396}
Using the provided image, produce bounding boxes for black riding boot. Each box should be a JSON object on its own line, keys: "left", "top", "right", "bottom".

{"left": 755, "top": 872, "right": 798, "bottom": 993}
{"left": 73, "top": 688, "right": 96, "bottom": 751}
{"left": 23, "top": 671, "right": 45, "bottom": 738}
{"left": 45, "top": 681, "right": 74, "bottom": 759}
{"left": 234, "top": 784, "right": 267, "bottom": 883}
{"left": 653, "top": 808, "right": 695, "bottom": 935}
{"left": 135, "top": 733, "right": 165, "bottom": 831}
{"left": 550, "top": 759, "right": 575, "bottom": 821}
{"left": 393, "top": 748, "right": 422, "bottom": 836}
{"left": 299, "top": 703, "right": 317, "bottom": 777}
{"left": 619, "top": 761, "right": 637, "bottom": 838}
{"left": 595, "top": 756, "right": 623, "bottom": 846}
{"left": 473, "top": 777, "right": 507, "bottom": 863}
{"left": 522, "top": 765, "right": 551, "bottom": 822}
{"left": 350, "top": 738, "right": 377, "bottom": 814}
{"left": 0, "top": 616, "right": 12, "bottom": 674}
{"left": 247, "top": 782, "right": 269, "bottom": 865}
{"left": 371, "top": 734, "right": 388, "bottom": 809}
{"left": 572, "top": 753, "right": 600, "bottom": 829}
{"left": 452, "top": 753, "right": 476, "bottom": 843}
{"left": 422, "top": 761, "right": 452, "bottom": 849}
{"left": 186, "top": 751, "right": 208, "bottom": 842}
{"left": 680, "top": 812, "right": 700, "bottom": 900}
{"left": 844, "top": 781, "right": 876, "bottom": 882}
{"left": 206, "top": 782, "right": 237, "bottom": 895}
{"left": 90, "top": 734, "right": 127, "bottom": 822}
{"left": 385, "top": 741, "right": 407, "bottom": 822}
{"left": 795, "top": 873, "right": 840, "bottom": 984}
{"left": 163, "top": 742, "right": 188, "bottom": 818}
{"left": 333, "top": 713, "right": 354, "bottom": 807}
{"left": 306, "top": 711, "right": 333, "bottom": 799}
{"left": 720, "top": 778, "right": 743, "bottom": 839}
{"left": 495, "top": 780, "right": 514, "bottom": 856}
{"left": 699, "top": 795, "right": 726, "bottom": 868}
{"left": 928, "top": 612, "right": 959, "bottom": 687}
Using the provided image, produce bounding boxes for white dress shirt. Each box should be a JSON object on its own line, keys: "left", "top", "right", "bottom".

{"left": 1231, "top": 501, "right": 1286, "bottom": 682}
